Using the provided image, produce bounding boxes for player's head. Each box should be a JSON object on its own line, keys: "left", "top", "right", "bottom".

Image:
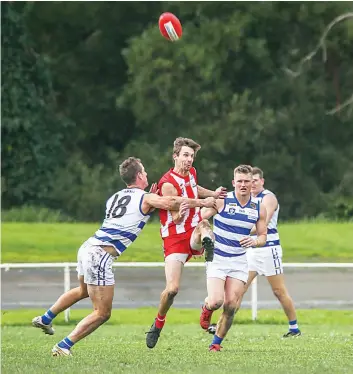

{"left": 251, "top": 166, "right": 265, "bottom": 196}
{"left": 172, "top": 137, "right": 201, "bottom": 173}
{"left": 119, "top": 157, "right": 148, "bottom": 189}
{"left": 232, "top": 165, "right": 253, "bottom": 197}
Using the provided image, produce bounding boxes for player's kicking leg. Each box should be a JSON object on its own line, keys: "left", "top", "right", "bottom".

{"left": 146, "top": 255, "right": 185, "bottom": 348}
{"left": 32, "top": 276, "right": 89, "bottom": 335}
{"left": 190, "top": 219, "right": 215, "bottom": 262}
{"left": 209, "top": 277, "right": 245, "bottom": 352}
{"left": 52, "top": 283, "right": 114, "bottom": 356}
{"left": 266, "top": 274, "right": 301, "bottom": 338}
{"left": 200, "top": 276, "right": 225, "bottom": 331}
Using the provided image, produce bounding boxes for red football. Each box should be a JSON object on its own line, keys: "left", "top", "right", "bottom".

{"left": 159, "top": 12, "right": 182, "bottom": 41}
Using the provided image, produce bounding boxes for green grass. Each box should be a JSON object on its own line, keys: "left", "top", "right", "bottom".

{"left": 3, "top": 308, "right": 353, "bottom": 327}
{"left": 1, "top": 309, "right": 353, "bottom": 374}
{"left": 1, "top": 222, "right": 353, "bottom": 263}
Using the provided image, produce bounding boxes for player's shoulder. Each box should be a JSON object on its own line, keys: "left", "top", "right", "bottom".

{"left": 221, "top": 191, "right": 235, "bottom": 203}
{"left": 158, "top": 169, "right": 174, "bottom": 185}
{"left": 262, "top": 189, "right": 277, "bottom": 201}
{"left": 226, "top": 191, "right": 234, "bottom": 199}
{"left": 109, "top": 188, "right": 145, "bottom": 200}
{"left": 157, "top": 169, "right": 180, "bottom": 196}
{"left": 262, "top": 189, "right": 275, "bottom": 196}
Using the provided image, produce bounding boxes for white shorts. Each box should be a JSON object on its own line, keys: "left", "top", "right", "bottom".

{"left": 247, "top": 246, "right": 283, "bottom": 277}
{"left": 206, "top": 253, "right": 249, "bottom": 283}
{"left": 76, "top": 240, "right": 117, "bottom": 286}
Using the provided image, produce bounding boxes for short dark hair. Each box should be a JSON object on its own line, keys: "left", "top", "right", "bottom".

{"left": 234, "top": 164, "right": 253, "bottom": 175}
{"left": 119, "top": 157, "right": 143, "bottom": 185}
{"left": 252, "top": 166, "right": 264, "bottom": 178}
{"left": 173, "top": 137, "right": 201, "bottom": 156}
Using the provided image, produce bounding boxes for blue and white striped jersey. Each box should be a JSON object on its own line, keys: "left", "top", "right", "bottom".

{"left": 252, "top": 189, "right": 280, "bottom": 247}
{"left": 88, "top": 188, "right": 151, "bottom": 255}
{"left": 213, "top": 192, "right": 260, "bottom": 257}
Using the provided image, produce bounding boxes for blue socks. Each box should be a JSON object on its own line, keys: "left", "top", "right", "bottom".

{"left": 41, "top": 309, "right": 56, "bottom": 325}
{"left": 58, "top": 337, "right": 75, "bottom": 350}
{"left": 211, "top": 334, "right": 223, "bottom": 346}
{"left": 289, "top": 319, "right": 300, "bottom": 333}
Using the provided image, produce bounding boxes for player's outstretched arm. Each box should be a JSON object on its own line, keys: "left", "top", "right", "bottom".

{"left": 143, "top": 194, "right": 216, "bottom": 212}
{"left": 141, "top": 182, "right": 216, "bottom": 216}
{"left": 201, "top": 199, "right": 225, "bottom": 220}
{"left": 197, "top": 185, "right": 227, "bottom": 199}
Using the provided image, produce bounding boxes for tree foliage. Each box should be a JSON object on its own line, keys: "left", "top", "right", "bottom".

{"left": 1, "top": 2, "right": 72, "bottom": 208}
{"left": 119, "top": 2, "right": 353, "bottom": 219}
{"left": 2, "top": 2, "right": 353, "bottom": 221}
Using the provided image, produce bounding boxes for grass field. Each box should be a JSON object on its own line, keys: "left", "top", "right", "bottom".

{"left": 2, "top": 221, "right": 353, "bottom": 263}
{"left": 2, "top": 309, "right": 353, "bottom": 374}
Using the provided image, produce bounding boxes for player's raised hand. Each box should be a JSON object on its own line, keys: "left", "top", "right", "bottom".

{"left": 203, "top": 197, "right": 217, "bottom": 208}
{"left": 149, "top": 183, "right": 158, "bottom": 194}
{"left": 239, "top": 236, "right": 257, "bottom": 248}
{"left": 214, "top": 186, "right": 227, "bottom": 199}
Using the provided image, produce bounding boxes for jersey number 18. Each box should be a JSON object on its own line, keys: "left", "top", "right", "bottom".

{"left": 106, "top": 194, "right": 131, "bottom": 219}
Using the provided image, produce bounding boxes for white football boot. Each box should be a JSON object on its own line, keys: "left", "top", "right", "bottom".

{"left": 52, "top": 344, "right": 72, "bottom": 357}
{"left": 32, "top": 316, "right": 55, "bottom": 335}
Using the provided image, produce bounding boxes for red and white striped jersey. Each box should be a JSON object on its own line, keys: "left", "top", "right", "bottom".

{"left": 158, "top": 167, "right": 201, "bottom": 238}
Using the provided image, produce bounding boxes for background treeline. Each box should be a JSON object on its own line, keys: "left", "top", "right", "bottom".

{"left": 2, "top": 2, "right": 353, "bottom": 222}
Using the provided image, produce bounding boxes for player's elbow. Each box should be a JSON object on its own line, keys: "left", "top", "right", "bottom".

{"left": 166, "top": 197, "right": 178, "bottom": 210}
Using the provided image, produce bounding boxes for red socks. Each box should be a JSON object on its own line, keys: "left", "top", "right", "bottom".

{"left": 155, "top": 313, "right": 166, "bottom": 329}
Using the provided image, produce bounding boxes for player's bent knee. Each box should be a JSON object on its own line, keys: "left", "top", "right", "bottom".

{"left": 96, "top": 310, "right": 111, "bottom": 323}
{"left": 207, "top": 298, "right": 223, "bottom": 310}
{"left": 166, "top": 285, "right": 179, "bottom": 299}
{"left": 272, "top": 288, "right": 287, "bottom": 300}
{"left": 197, "top": 219, "right": 211, "bottom": 230}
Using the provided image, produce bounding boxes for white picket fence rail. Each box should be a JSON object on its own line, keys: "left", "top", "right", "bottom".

{"left": 2, "top": 262, "right": 353, "bottom": 322}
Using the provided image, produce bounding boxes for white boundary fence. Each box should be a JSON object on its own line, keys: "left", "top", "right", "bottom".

{"left": 1, "top": 262, "right": 353, "bottom": 322}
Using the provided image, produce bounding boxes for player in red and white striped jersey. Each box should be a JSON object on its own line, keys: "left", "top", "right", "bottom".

{"left": 146, "top": 137, "right": 227, "bottom": 349}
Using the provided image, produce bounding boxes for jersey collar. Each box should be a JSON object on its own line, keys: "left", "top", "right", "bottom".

{"left": 170, "top": 168, "right": 190, "bottom": 180}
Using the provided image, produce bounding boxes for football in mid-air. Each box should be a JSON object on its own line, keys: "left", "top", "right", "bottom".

{"left": 159, "top": 12, "right": 182, "bottom": 41}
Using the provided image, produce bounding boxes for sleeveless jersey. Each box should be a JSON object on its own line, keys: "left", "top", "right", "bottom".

{"left": 88, "top": 188, "right": 151, "bottom": 254}
{"left": 158, "top": 167, "right": 201, "bottom": 238}
{"left": 213, "top": 192, "right": 260, "bottom": 257}
{"left": 252, "top": 189, "right": 280, "bottom": 247}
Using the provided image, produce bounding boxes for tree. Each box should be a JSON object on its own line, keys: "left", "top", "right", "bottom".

{"left": 1, "top": 2, "right": 72, "bottom": 208}
{"left": 25, "top": 2, "right": 164, "bottom": 164}
{"left": 118, "top": 2, "right": 353, "bottom": 219}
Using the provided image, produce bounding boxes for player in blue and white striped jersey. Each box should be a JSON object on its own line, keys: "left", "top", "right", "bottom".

{"left": 241, "top": 167, "right": 301, "bottom": 338}
{"left": 32, "top": 157, "right": 216, "bottom": 357}
{"left": 199, "top": 165, "right": 267, "bottom": 352}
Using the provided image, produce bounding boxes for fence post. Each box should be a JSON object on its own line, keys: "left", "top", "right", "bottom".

{"left": 251, "top": 276, "right": 258, "bottom": 321}
{"left": 64, "top": 264, "right": 71, "bottom": 322}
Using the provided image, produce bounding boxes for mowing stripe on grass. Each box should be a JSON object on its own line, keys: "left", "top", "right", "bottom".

{"left": 2, "top": 222, "right": 353, "bottom": 263}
